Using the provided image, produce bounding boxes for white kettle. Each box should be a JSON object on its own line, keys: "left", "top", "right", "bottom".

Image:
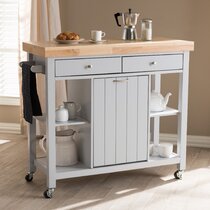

{"left": 150, "top": 91, "right": 172, "bottom": 112}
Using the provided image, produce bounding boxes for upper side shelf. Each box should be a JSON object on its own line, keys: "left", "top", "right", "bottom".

{"left": 33, "top": 115, "right": 88, "bottom": 126}
{"left": 22, "top": 38, "right": 194, "bottom": 58}
{"left": 150, "top": 107, "right": 179, "bottom": 118}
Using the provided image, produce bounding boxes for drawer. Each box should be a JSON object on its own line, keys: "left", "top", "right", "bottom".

{"left": 55, "top": 57, "right": 121, "bottom": 77}
{"left": 123, "top": 54, "right": 183, "bottom": 73}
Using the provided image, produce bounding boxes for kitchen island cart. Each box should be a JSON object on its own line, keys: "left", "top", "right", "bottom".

{"left": 23, "top": 38, "right": 194, "bottom": 198}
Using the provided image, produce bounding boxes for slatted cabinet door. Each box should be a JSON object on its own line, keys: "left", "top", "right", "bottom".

{"left": 93, "top": 76, "right": 148, "bottom": 167}
{"left": 93, "top": 79, "right": 105, "bottom": 167}
{"left": 116, "top": 77, "right": 127, "bottom": 164}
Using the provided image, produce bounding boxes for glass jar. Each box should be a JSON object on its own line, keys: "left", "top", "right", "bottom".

{"left": 141, "top": 19, "right": 152, "bottom": 41}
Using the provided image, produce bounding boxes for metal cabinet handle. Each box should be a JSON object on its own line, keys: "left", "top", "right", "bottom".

{"left": 113, "top": 79, "right": 128, "bottom": 83}
{"left": 85, "top": 64, "right": 93, "bottom": 69}
{"left": 150, "top": 61, "right": 157, "bottom": 65}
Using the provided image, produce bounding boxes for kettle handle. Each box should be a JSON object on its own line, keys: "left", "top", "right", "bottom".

{"left": 114, "top": 13, "right": 122, "bottom": 27}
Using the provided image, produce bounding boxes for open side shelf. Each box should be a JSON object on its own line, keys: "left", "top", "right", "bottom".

{"left": 35, "top": 154, "right": 180, "bottom": 181}
{"left": 35, "top": 157, "right": 89, "bottom": 178}
{"left": 55, "top": 117, "right": 88, "bottom": 126}
{"left": 149, "top": 152, "right": 179, "bottom": 160}
{"left": 33, "top": 115, "right": 88, "bottom": 126}
{"left": 150, "top": 107, "right": 179, "bottom": 118}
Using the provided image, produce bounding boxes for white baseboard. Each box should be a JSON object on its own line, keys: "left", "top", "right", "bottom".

{"left": 0, "top": 123, "right": 21, "bottom": 134}
{"left": 160, "top": 133, "right": 210, "bottom": 148}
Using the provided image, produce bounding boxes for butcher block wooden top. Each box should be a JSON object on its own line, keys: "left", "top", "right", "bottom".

{"left": 23, "top": 38, "right": 194, "bottom": 58}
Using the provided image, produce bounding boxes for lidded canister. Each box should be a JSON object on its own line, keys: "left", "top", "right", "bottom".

{"left": 141, "top": 18, "right": 152, "bottom": 41}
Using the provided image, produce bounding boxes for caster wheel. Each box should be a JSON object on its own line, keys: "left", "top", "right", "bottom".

{"left": 174, "top": 170, "right": 183, "bottom": 180}
{"left": 25, "top": 173, "right": 33, "bottom": 182}
{"left": 43, "top": 189, "right": 54, "bottom": 199}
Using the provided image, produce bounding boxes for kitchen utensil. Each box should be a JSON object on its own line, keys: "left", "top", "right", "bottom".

{"left": 64, "top": 101, "right": 81, "bottom": 120}
{"left": 91, "top": 30, "right": 106, "bottom": 42}
{"left": 55, "top": 105, "right": 69, "bottom": 122}
{"left": 39, "top": 129, "right": 78, "bottom": 166}
{"left": 150, "top": 91, "right": 172, "bottom": 112}
{"left": 89, "top": 39, "right": 107, "bottom": 44}
{"left": 141, "top": 19, "right": 152, "bottom": 41}
{"left": 114, "top": 8, "right": 140, "bottom": 40}
{"left": 158, "top": 143, "right": 173, "bottom": 158}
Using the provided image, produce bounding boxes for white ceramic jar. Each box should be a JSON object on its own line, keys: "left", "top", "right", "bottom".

{"left": 55, "top": 105, "right": 69, "bottom": 122}
{"left": 56, "top": 129, "right": 78, "bottom": 166}
{"left": 39, "top": 129, "right": 78, "bottom": 166}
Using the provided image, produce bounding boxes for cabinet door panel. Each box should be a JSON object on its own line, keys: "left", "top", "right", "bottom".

{"left": 138, "top": 76, "right": 148, "bottom": 161}
{"left": 93, "top": 79, "right": 105, "bottom": 167}
{"left": 127, "top": 77, "right": 138, "bottom": 162}
{"left": 93, "top": 76, "right": 148, "bottom": 167}
{"left": 104, "top": 78, "right": 116, "bottom": 165}
{"left": 116, "top": 77, "right": 127, "bottom": 164}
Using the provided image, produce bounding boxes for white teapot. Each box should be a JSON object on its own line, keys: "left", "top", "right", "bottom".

{"left": 150, "top": 91, "right": 172, "bottom": 112}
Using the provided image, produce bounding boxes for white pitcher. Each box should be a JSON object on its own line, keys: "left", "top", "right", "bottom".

{"left": 63, "top": 101, "right": 81, "bottom": 120}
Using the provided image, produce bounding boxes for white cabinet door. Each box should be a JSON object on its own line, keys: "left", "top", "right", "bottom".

{"left": 93, "top": 76, "right": 148, "bottom": 167}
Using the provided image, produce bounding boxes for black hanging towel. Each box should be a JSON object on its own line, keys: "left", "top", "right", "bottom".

{"left": 21, "top": 61, "right": 42, "bottom": 123}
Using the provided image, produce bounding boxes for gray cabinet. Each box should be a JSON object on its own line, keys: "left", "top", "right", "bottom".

{"left": 93, "top": 76, "right": 149, "bottom": 167}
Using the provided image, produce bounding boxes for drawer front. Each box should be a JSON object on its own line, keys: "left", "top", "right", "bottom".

{"left": 55, "top": 57, "right": 121, "bottom": 77}
{"left": 123, "top": 54, "right": 183, "bottom": 73}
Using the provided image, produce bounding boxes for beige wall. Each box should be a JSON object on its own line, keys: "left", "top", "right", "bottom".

{"left": 2, "top": 0, "right": 204, "bottom": 135}
{"left": 1, "top": 1, "right": 208, "bottom": 135}
{"left": 59, "top": 0, "right": 209, "bottom": 136}
{"left": 0, "top": 105, "right": 20, "bottom": 123}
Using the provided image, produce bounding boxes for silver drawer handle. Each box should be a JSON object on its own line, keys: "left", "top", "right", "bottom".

{"left": 113, "top": 79, "right": 128, "bottom": 83}
{"left": 150, "top": 61, "right": 157, "bottom": 65}
{"left": 85, "top": 64, "right": 93, "bottom": 69}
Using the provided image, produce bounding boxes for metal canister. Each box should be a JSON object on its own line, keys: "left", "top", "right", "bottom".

{"left": 141, "top": 19, "right": 152, "bottom": 41}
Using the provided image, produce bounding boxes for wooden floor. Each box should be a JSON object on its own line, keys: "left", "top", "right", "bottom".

{"left": 1, "top": 133, "right": 210, "bottom": 210}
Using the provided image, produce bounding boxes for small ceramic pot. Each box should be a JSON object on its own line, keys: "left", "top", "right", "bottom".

{"left": 55, "top": 105, "right": 69, "bottom": 122}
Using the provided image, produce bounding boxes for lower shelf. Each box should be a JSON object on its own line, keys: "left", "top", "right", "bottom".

{"left": 35, "top": 155, "right": 181, "bottom": 180}
{"left": 149, "top": 152, "right": 179, "bottom": 160}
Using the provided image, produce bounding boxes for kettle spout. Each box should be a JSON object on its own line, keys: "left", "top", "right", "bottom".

{"left": 163, "top": 92, "right": 172, "bottom": 108}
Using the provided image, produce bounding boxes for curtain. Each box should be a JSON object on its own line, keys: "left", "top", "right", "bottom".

{"left": 30, "top": 0, "right": 67, "bottom": 135}
{"left": 18, "top": 0, "right": 32, "bottom": 134}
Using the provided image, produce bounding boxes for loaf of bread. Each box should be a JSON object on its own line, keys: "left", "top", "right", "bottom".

{"left": 56, "top": 32, "right": 80, "bottom": 40}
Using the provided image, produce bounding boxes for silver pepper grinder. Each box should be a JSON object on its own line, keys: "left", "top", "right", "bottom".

{"left": 141, "top": 19, "right": 152, "bottom": 41}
